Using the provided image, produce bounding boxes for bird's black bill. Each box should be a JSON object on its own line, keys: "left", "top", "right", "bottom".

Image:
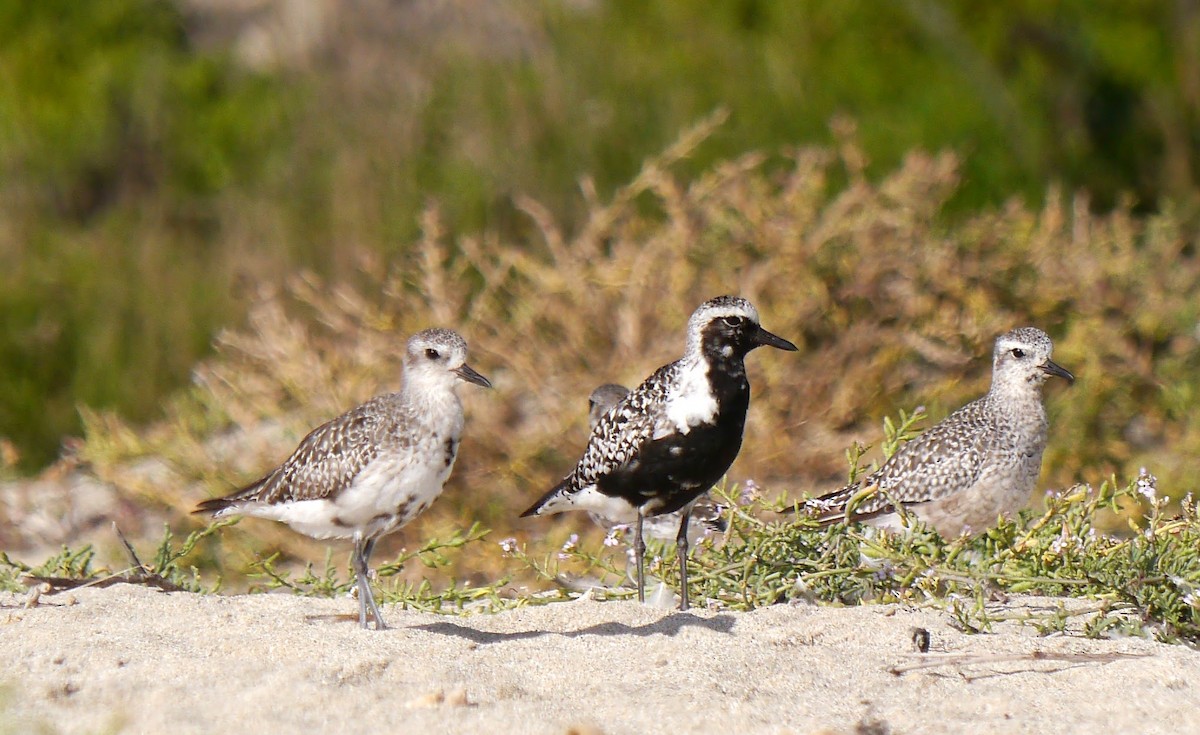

{"left": 454, "top": 363, "right": 492, "bottom": 388}
{"left": 752, "top": 326, "right": 798, "bottom": 352}
{"left": 1040, "top": 359, "right": 1075, "bottom": 384}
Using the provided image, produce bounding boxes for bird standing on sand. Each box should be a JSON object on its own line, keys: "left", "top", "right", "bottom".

{"left": 806, "top": 327, "right": 1074, "bottom": 537}
{"left": 195, "top": 328, "right": 491, "bottom": 629}
{"left": 585, "top": 383, "right": 728, "bottom": 544}
{"left": 522, "top": 296, "right": 797, "bottom": 610}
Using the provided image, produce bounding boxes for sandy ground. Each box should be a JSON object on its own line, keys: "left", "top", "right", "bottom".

{"left": 1, "top": 586, "right": 1196, "bottom": 735}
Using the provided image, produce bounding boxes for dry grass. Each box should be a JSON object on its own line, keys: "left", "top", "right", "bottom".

{"left": 75, "top": 115, "right": 1200, "bottom": 586}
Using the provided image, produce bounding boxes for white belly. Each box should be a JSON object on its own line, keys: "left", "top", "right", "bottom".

{"left": 547, "top": 483, "right": 640, "bottom": 521}
{"left": 246, "top": 452, "right": 454, "bottom": 540}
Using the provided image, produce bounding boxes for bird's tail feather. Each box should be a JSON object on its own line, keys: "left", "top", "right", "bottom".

{"left": 787, "top": 482, "right": 903, "bottom": 526}
{"left": 192, "top": 496, "right": 236, "bottom": 515}
{"left": 520, "top": 479, "right": 572, "bottom": 517}
{"left": 192, "top": 476, "right": 268, "bottom": 516}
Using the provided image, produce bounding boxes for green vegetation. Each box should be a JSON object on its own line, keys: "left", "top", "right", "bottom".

{"left": 508, "top": 408, "right": 1200, "bottom": 641}
{"left": 2, "top": 0, "right": 1198, "bottom": 644}
{"left": 522, "top": 471, "right": 1200, "bottom": 643}
{"left": 248, "top": 523, "right": 511, "bottom": 614}
{"left": 5, "top": 459, "right": 1197, "bottom": 643}
{"left": 0, "top": 0, "right": 292, "bottom": 468}
{"left": 2, "top": 1, "right": 1199, "bottom": 468}
{"left": 29, "top": 122, "right": 1185, "bottom": 636}
{"left": 0, "top": 520, "right": 233, "bottom": 595}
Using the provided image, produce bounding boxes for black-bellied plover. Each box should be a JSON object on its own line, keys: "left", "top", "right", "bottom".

{"left": 521, "top": 296, "right": 797, "bottom": 610}
{"left": 806, "top": 327, "right": 1074, "bottom": 537}
{"left": 195, "top": 328, "right": 491, "bottom": 629}
{"left": 585, "top": 383, "right": 727, "bottom": 544}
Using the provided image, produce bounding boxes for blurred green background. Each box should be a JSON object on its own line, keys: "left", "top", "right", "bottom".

{"left": 1, "top": 0, "right": 1198, "bottom": 471}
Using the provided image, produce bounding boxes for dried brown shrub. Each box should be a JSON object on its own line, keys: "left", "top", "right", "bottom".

{"left": 80, "top": 115, "right": 1200, "bottom": 583}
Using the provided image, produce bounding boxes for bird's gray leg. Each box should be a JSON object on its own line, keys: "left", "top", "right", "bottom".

{"left": 351, "top": 535, "right": 387, "bottom": 630}
{"left": 360, "top": 537, "right": 387, "bottom": 630}
{"left": 634, "top": 512, "right": 646, "bottom": 603}
{"left": 676, "top": 507, "right": 692, "bottom": 612}
{"left": 351, "top": 535, "right": 369, "bottom": 629}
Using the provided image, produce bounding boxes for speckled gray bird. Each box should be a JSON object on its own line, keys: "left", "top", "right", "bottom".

{"left": 585, "top": 383, "right": 727, "bottom": 544}
{"left": 195, "top": 328, "right": 491, "bottom": 629}
{"left": 807, "top": 327, "right": 1074, "bottom": 537}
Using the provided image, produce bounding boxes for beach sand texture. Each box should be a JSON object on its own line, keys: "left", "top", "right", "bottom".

{"left": 1, "top": 586, "right": 1196, "bottom": 734}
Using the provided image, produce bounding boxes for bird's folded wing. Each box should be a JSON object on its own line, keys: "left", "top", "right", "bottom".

{"left": 808, "top": 404, "right": 989, "bottom": 522}
{"left": 566, "top": 362, "right": 677, "bottom": 490}
{"left": 230, "top": 401, "right": 390, "bottom": 506}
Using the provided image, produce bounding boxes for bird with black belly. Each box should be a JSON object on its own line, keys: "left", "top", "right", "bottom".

{"left": 521, "top": 296, "right": 797, "bottom": 610}
{"left": 584, "top": 383, "right": 728, "bottom": 545}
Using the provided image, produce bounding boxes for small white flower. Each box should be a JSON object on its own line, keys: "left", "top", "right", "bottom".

{"left": 603, "top": 527, "right": 624, "bottom": 547}
{"left": 1136, "top": 467, "right": 1157, "bottom": 502}
{"left": 1049, "top": 524, "right": 1085, "bottom": 556}
{"left": 739, "top": 480, "right": 761, "bottom": 506}
{"left": 557, "top": 533, "right": 579, "bottom": 559}
{"left": 498, "top": 537, "right": 518, "bottom": 555}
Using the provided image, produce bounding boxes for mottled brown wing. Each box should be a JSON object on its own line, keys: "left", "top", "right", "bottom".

{"left": 810, "top": 398, "right": 991, "bottom": 522}
{"left": 200, "top": 397, "right": 397, "bottom": 511}
{"left": 568, "top": 361, "right": 677, "bottom": 490}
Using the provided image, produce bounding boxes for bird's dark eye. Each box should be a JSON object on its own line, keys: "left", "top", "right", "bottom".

{"left": 722, "top": 316, "right": 741, "bottom": 327}
{"left": 425, "top": 348, "right": 441, "bottom": 360}
{"left": 1011, "top": 348, "right": 1025, "bottom": 358}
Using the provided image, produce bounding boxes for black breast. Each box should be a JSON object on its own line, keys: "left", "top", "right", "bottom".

{"left": 598, "top": 360, "right": 750, "bottom": 516}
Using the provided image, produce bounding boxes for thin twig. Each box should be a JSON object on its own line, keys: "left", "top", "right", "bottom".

{"left": 114, "top": 522, "right": 147, "bottom": 571}
{"left": 21, "top": 568, "right": 184, "bottom": 594}
{"left": 888, "top": 649, "right": 1150, "bottom": 675}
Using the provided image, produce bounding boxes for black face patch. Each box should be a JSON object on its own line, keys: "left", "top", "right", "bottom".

{"left": 699, "top": 319, "right": 752, "bottom": 373}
